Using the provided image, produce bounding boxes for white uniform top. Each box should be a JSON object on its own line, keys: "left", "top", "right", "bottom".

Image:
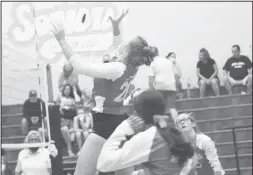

{"left": 150, "top": 56, "right": 176, "bottom": 91}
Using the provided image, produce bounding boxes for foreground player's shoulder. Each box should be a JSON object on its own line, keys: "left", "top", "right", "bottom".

{"left": 196, "top": 133, "right": 213, "bottom": 149}
{"left": 197, "top": 133, "right": 212, "bottom": 141}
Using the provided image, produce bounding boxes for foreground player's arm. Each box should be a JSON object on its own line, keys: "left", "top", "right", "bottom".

{"left": 97, "top": 120, "right": 156, "bottom": 172}
{"left": 203, "top": 139, "right": 225, "bottom": 175}
{"left": 69, "top": 55, "right": 125, "bottom": 81}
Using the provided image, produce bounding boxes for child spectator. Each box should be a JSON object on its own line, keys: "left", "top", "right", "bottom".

{"left": 196, "top": 48, "right": 220, "bottom": 97}
{"left": 56, "top": 84, "right": 79, "bottom": 156}
{"left": 223, "top": 45, "right": 252, "bottom": 94}
{"left": 73, "top": 106, "right": 93, "bottom": 154}
{"left": 22, "top": 90, "right": 47, "bottom": 138}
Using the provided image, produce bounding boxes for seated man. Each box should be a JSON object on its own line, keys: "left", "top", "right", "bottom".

{"left": 223, "top": 45, "right": 252, "bottom": 94}
{"left": 58, "top": 62, "right": 81, "bottom": 97}
{"left": 22, "top": 90, "right": 47, "bottom": 138}
{"left": 196, "top": 48, "right": 220, "bottom": 97}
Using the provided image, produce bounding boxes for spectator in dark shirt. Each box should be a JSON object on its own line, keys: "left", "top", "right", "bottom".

{"left": 223, "top": 45, "right": 252, "bottom": 94}
{"left": 22, "top": 90, "right": 47, "bottom": 137}
{"left": 196, "top": 48, "right": 220, "bottom": 97}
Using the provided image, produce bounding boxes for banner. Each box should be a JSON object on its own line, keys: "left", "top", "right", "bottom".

{"left": 8, "top": 2, "right": 120, "bottom": 64}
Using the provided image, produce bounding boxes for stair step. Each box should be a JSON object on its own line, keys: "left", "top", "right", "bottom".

{"left": 2, "top": 116, "right": 251, "bottom": 138}
{"left": 4, "top": 139, "right": 252, "bottom": 163}
{"left": 207, "top": 128, "right": 252, "bottom": 143}
{"left": 58, "top": 154, "right": 253, "bottom": 170}
{"left": 176, "top": 94, "right": 252, "bottom": 110}
{"left": 224, "top": 167, "right": 252, "bottom": 175}
{"left": 216, "top": 140, "right": 252, "bottom": 156}
{"left": 179, "top": 103, "right": 252, "bottom": 120}
{"left": 2, "top": 113, "right": 22, "bottom": 126}
{"left": 220, "top": 154, "right": 252, "bottom": 169}
{"left": 2, "top": 127, "right": 251, "bottom": 145}
{"left": 3, "top": 104, "right": 252, "bottom": 126}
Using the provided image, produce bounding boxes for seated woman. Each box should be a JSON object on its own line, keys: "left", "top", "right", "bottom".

{"left": 15, "top": 130, "right": 58, "bottom": 175}
{"left": 175, "top": 113, "right": 225, "bottom": 175}
{"left": 56, "top": 84, "right": 79, "bottom": 156}
{"left": 73, "top": 106, "right": 94, "bottom": 154}
{"left": 196, "top": 48, "right": 220, "bottom": 97}
{"left": 97, "top": 90, "right": 194, "bottom": 175}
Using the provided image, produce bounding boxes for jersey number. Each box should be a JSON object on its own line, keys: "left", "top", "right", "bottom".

{"left": 114, "top": 76, "right": 134, "bottom": 103}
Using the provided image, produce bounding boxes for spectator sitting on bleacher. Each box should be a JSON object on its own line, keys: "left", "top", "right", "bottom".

{"left": 2, "top": 149, "right": 13, "bottom": 175}
{"left": 223, "top": 45, "right": 252, "bottom": 94}
{"left": 58, "top": 62, "right": 82, "bottom": 97}
{"left": 196, "top": 48, "right": 220, "bottom": 97}
{"left": 15, "top": 130, "right": 55, "bottom": 175}
{"left": 56, "top": 84, "right": 79, "bottom": 156}
{"left": 73, "top": 106, "right": 93, "bottom": 154}
{"left": 22, "top": 90, "right": 48, "bottom": 138}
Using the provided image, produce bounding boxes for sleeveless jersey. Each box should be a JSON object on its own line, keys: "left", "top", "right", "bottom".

{"left": 92, "top": 65, "right": 137, "bottom": 115}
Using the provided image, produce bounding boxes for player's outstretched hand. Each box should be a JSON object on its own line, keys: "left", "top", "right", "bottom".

{"left": 108, "top": 8, "right": 129, "bottom": 25}
{"left": 49, "top": 21, "right": 66, "bottom": 41}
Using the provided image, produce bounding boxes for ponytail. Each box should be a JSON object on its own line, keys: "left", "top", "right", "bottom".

{"left": 158, "top": 125, "right": 194, "bottom": 166}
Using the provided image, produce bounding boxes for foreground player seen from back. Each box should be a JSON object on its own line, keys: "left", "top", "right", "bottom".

{"left": 176, "top": 113, "right": 225, "bottom": 175}
{"left": 97, "top": 90, "right": 194, "bottom": 175}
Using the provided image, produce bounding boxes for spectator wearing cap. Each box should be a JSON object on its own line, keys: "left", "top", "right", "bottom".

{"left": 2, "top": 149, "right": 13, "bottom": 175}
{"left": 196, "top": 48, "right": 220, "bottom": 97}
{"left": 22, "top": 90, "right": 47, "bottom": 137}
{"left": 223, "top": 45, "right": 252, "bottom": 94}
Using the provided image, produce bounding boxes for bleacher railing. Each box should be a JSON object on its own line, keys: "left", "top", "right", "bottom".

{"left": 222, "top": 124, "right": 252, "bottom": 175}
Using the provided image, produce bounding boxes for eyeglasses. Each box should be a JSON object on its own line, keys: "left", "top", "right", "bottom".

{"left": 176, "top": 117, "right": 191, "bottom": 125}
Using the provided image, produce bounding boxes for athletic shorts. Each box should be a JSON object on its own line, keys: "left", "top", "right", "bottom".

{"left": 158, "top": 90, "right": 177, "bottom": 109}
{"left": 92, "top": 112, "right": 128, "bottom": 139}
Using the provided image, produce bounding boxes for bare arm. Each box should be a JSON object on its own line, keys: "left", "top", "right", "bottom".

{"left": 209, "top": 63, "right": 219, "bottom": 80}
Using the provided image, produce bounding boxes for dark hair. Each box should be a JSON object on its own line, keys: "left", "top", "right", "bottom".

{"left": 199, "top": 48, "right": 210, "bottom": 59}
{"left": 133, "top": 90, "right": 194, "bottom": 166}
{"left": 166, "top": 52, "right": 175, "bottom": 58}
{"left": 62, "top": 84, "right": 75, "bottom": 99}
{"left": 127, "top": 36, "right": 158, "bottom": 66}
{"left": 232, "top": 45, "right": 240, "bottom": 51}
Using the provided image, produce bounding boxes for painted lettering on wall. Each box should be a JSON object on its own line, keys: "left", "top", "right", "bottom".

{"left": 8, "top": 2, "right": 119, "bottom": 63}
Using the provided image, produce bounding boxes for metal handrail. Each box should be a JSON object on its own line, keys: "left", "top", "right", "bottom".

{"left": 221, "top": 125, "right": 252, "bottom": 175}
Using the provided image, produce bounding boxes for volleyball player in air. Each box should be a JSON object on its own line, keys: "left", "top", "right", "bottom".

{"left": 50, "top": 10, "right": 158, "bottom": 175}
{"left": 97, "top": 89, "right": 194, "bottom": 175}
{"left": 176, "top": 113, "right": 225, "bottom": 175}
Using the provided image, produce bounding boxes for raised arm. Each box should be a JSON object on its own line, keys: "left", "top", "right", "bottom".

{"left": 50, "top": 22, "right": 126, "bottom": 81}
{"left": 108, "top": 9, "right": 129, "bottom": 47}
